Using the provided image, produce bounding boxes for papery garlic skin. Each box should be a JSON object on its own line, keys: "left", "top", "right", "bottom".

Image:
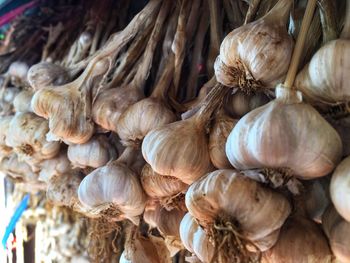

{"left": 209, "top": 114, "right": 237, "bottom": 169}
{"left": 330, "top": 156, "right": 350, "bottom": 222}
{"left": 78, "top": 161, "right": 146, "bottom": 224}
{"left": 27, "top": 62, "right": 69, "bottom": 90}
{"left": 5, "top": 112, "right": 60, "bottom": 161}
{"left": 186, "top": 169, "right": 291, "bottom": 251}
{"left": 141, "top": 164, "right": 188, "bottom": 199}
{"left": 68, "top": 135, "right": 116, "bottom": 168}
{"left": 323, "top": 206, "right": 350, "bottom": 263}
{"left": 13, "top": 90, "right": 33, "bottom": 113}
{"left": 214, "top": 0, "right": 293, "bottom": 90}
{"left": 263, "top": 216, "right": 332, "bottom": 263}
{"left": 142, "top": 119, "right": 213, "bottom": 184}
{"left": 116, "top": 98, "right": 176, "bottom": 146}
{"left": 92, "top": 87, "right": 144, "bottom": 132}
{"left": 179, "top": 213, "right": 214, "bottom": 263}
{"left": 295, "top": 40, "right": 350, "bottom": 104}
{"left": 226, "top": 87, "right": 342, "bottom": 179}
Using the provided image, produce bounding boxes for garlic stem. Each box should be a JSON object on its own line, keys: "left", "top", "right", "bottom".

{"left": 318, "top": 0, "right": 338, "bottom": 43}
{"left": 284, "top": 0, "right": 318, "bottom": 89}
{"left": 194, "top": 84, "right": 228, "bottom": 125}
{"left": 340, "top": 0, "right": 350, "bottom": 39}
{"left": 116, "top": 147, "right": 138, "bottom": 167}
{"left": 244, "top": 0, "right": 262, "bottom": 24}
{"left": 263, "top": 0, "right": 292, "bottom": 25}
{"left": 130, "top": 0, "right": 170, "bottom": 92}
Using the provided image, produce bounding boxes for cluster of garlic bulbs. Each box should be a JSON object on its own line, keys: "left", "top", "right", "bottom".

{"left": 1, "top": 0, "right": 350, "bottom": 262}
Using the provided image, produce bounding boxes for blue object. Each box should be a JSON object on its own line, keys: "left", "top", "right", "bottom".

{"left": 2, "top": 194, "right": 30, "bottom": 249}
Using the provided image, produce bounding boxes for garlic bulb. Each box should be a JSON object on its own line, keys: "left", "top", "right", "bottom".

{"left": 209, "top": 113, "right": 237, "bottom": 169}
{"left": 121, "top": 230, "right": 171, "bottom": 263}
{"left": 179, "top": 213, "right": 214, "bottom": 263}
{"left": 78, "top": 147, "right": 146, "bottom": 225}
{"left": 47, "top": 170, "right": 84, "bottom": 211}
{"left": 31, "top": 58, "right": 110, "bottom": 144}
{"left": 323, "top": 206, "right": 350, "bottom": 263}
{"left": 8, "top": 61, "right": 29, "bottom": 83}
{"left": 262, "top": 216, "right": 332, "bottom": 263}
{"left": 67, "top": 135, "right": 116, "bottom": 168}
{"left": 92, "top": 85, "right": 144, "bottom": 132}
{"left": 13, "top": 90, "right": 33, "bottom": 113}
{"left": 141, "top": 164, "right": 188, "bottom": 200}
{"left": 224, "top": 91, "right": 270, "bottom": 118}
{"left": 27, "top": 62, "right": 69, "bottom": 90}
{"left": 0, "top": 87, "right": 20, "bottom": 116}
{"left": 5, "top": 112, "right": 60, "bottom": 161}
{"left": 116, "top": 55, "right": 177, "bottom": 146}
{"left": 142, "top": 85, "right": 227, "bottom": 184}
{"left": 226, "top": 86, "right": 342, "bottom": 180}
{"left": 144, "top": 200, "right": 186, "bottom": 238}
{"left": 39, "top": 150, "right": 71, "bottom": 183}
{"left": 330, "top": 155, "right": 350, "bottom": 222}
{"left": 214, "top": 0, "right": 293, "bottom": 91}
{"left": 295, "top": 39, "right": 350, "bottom": 104}
{"left": 304, "top": 178, "right": 330, "bottom": 224}
{"left": 0, "top": 116, "right": 13, "bottom": 159}
{"left": 186, "top": 169, "right": 291, "bottom": 259}
{"left": 0, "top": 153, "right": 37, "bottom": 182}
{"left": 328, "top": 116, "right": 350, "bottom": 157}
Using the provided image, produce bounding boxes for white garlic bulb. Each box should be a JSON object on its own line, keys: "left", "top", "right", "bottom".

{"left": 214, "top": 0, "right": 293, "bottom": 91}
{"left": 186, "top": 169, "right": 291, "bottom": 260}
{"left": 5, "top": 112, "right": 60, "bottom": 162}
{"left": 38, "top": 150, "right": 71, "bottom": 183}
{"left": 27, "top": 62, "right": 69, "bottom": 90}
{"left": 67, "top": 135, "right": 116, "bottom": 168}
{"left": 330, "top": 155, "right": 350, "bottom": 222}
{"left": 78, "top": 147, "right": 146, "bottom": 225}
{"left": 0, "top": 153, "right": 37, "bottom": 182}
{"left": 179, "top": 213, "right": 214, "bottom": 263}
{"left": 13, "top": 89, "right": 33, "bottom": 113}
{"left": 226, "top": 86, "right": 342, "bottom": 180}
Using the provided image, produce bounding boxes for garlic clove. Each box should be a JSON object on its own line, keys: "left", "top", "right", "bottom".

{"left": 5, "top": 112, "right": 60, "bottom": 161}
{"left": 67, "top": 135, "right": 116, "bottom": 168}
{"left": 226, "top": 86, "right": 343, "bottom": 179}
{"left": 27, "top": 62, "right": 69, "bottom": 90}
{"left": 209, "top": 113, "right": 237, "bottom": 169}
{"left": 116, "top": 97, "right": 176, "bottom": 146}
{"left": 330, "top": 155, "right": 350, "bottom": 222}
{"left": 13, "top": 90, "right": 34, "bottom": 113}
{"left": 214, "top": 0, "right": 294, "bottom": 91}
